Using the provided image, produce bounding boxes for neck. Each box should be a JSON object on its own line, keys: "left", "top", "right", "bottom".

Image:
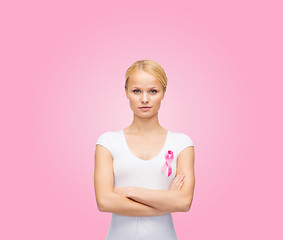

{"left": 126, "top": 113, "right": 165, "bottom": 135}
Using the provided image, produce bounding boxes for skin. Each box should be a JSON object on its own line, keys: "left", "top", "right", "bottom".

{"left": 125, "top": 70, "right": 166, "bottom": 124}
{"left": 94, "top": 69, "right": 195, "bottom": 216}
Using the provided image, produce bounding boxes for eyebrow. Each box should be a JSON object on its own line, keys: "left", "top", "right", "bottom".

{"left": 132, "top": 86, "right": 159, "bottom": 89}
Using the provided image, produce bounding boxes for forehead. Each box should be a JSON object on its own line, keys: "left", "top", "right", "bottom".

{"left": 128, "top": 70, "right": 162, "bottom": 88}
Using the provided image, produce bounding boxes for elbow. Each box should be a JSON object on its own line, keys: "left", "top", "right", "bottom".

{"left": 96, "top": 192, "right": 117, "bottom": 212}
{"left": 96, "top": 198, "right": 109, "bottom": 212}
{"left": 179, "top": 196, "right": 193, "bottom": 212}
{"left": 182, "top": 202, "right": 192, "bottom": 212}
{"left": 97, "top": 203, "right": 106, "bottom": 212}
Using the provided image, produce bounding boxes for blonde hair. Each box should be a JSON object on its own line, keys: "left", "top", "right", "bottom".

{"left": 125, "top": 60, "right": 168, "bottom": 91}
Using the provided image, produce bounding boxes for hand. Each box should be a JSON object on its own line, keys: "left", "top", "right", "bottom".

{"left": 169, "top": 172, "right": 185, "bottom": 191}
{"left": 114, "top": 186, "right": 131, "bottom": 197}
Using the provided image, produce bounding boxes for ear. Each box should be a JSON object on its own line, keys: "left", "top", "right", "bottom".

{"left": 125, "top": 88, "right": 129, "bottom": 99}
{"left": 162, "top": 88, "right": 166, "bottom": 99}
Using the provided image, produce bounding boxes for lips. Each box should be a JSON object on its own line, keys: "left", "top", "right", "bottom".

{"left": 139, "top": 107, "right": 152, "bottom": 109}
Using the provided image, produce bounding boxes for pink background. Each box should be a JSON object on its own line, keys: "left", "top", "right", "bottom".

{"left": 1, "top": 0, "right": 282, "bottom": 239}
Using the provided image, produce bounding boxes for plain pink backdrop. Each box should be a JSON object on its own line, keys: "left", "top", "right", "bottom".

{"left": 1, "top": 0, "right": 282, "bottom": 239}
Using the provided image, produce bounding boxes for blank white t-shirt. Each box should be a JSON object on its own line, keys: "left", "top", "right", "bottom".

{"left": 96, "top": 129, "right": 194, "bottom": 240}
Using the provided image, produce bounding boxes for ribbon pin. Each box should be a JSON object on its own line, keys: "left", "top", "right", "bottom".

{"left": 161, "top": 150, "right": 174, "bottom": 177}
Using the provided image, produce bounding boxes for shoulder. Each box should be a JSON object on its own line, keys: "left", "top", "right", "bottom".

{"left": 169, "top": 130, "right": 194, "bottom": 156}
{"left": 96, "top": 130, "right": 122, "bottom": 156}
{"left": 169, "top": 131, "right": 194, "bottom": 143}
{"left": 179, "top": 132, "right": 194, "bottom": 144}
{"left": 97, "top": 129, "right": 121, "bottom": 137}
{"left": 96, "top": 130, "right": 121, "bottom": 142}
{"left": 96, "top": 131, "right": 111, "bottom": 141}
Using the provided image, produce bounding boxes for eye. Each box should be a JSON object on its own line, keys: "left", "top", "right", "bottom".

{"left": 133, "top": 89, "right": 157, "bottom": 94}
{"left": 150, "top": 90, "right": 157, "bottom": 93}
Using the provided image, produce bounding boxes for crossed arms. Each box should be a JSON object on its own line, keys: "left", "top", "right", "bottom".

{"left": 94, "top": 145, "right": 195, "bottom": 217}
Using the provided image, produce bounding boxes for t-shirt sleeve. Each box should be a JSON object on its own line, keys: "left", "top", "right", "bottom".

{"left": 178, "top": 133, "right": 194, "bottom": 156}
{"left": 96, "top": 132, "right": 113, "bottom": 156}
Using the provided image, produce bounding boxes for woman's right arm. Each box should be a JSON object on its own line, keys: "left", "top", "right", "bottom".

{"left": 94, "top": 144, "right": 170, "bottom": 217}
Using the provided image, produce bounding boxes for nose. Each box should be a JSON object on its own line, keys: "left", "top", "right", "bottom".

{"left": 141, "top": 92, "right": 149, "bottom": 103}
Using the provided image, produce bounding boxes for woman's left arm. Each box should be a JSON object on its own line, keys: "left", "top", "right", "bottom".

{"left": 115, "top": 146, "right": 195, "bottom": 213}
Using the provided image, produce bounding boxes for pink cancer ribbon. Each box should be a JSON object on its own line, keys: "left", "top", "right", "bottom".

{"left": 161, "top": 150, "right": 174, "bottom": 177}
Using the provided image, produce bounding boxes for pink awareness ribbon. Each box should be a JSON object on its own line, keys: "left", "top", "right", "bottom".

{"left": 161, "top": 150, "right": 174, "bottom": 177}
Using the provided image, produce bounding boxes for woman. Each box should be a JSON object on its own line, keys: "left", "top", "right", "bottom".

{"left": 94, "top": 59, "right": 195, "bottom": 239}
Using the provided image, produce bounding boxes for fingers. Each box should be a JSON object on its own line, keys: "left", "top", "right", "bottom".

{"left": 169, "top": 172, "right": 185, "bottom": 191}
{"left": 171, "top": 173, "right": 181, "bottom": 188}
{"left": 171, "top": 172, "right": 184, "bottom": 191}
{"left": 177, "top": 181, "right": 184, "bottom": 190}
{"left": 176, "top": 172, "right": 185, "bottom": 187}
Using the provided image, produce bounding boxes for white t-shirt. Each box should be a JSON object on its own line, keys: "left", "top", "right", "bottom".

{"left": 96, "top": 129, "right": 194, "bottom": 240}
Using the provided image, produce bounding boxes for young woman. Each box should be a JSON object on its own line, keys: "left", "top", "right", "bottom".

{"left": 94, "top": 59, "right": 195, "bottom": 239}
